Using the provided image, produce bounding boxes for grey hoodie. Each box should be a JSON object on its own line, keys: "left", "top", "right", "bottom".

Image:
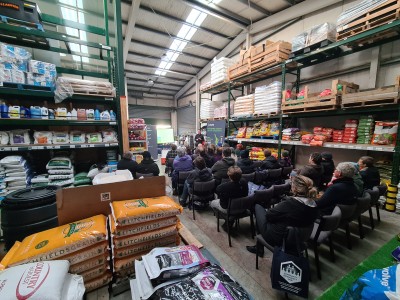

{"left": 211, "top": 157, "right": 236, "bottom": 180}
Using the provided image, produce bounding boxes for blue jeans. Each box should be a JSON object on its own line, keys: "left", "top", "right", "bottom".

{"left": 180, "top": 181, "right": 190, "bottom": 203}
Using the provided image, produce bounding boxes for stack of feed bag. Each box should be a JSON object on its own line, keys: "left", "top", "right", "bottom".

{"left": 110, "top": 196, "right": 182, "bottom": 279}
{"left": 254, "top": 81, "right": 282, "bottom": 115}
{"left": 232, "top": 94, "right": 254, "bottom": 117}
{"left": 200, "top": 99, "right": 222, "bottom": 120}
{"left": 213, "top": 102, "right": 234, "bottom": 119}
{"left": 46, "top": 157, "right": 74, "bottom": 187}
{"left": 357, "top": 115, "right": 374, "bottom": 144}
{"left": 0, "top": 215, "right": 111, "bottom": 293}
{"left": 0, "top": 155, "right": 31, "bottom": 195}
{"left": 0, "top": 260, "right": 85, "bottom": 300}
{"left": 343, "top": 119, "right": 358, "bottom": 144}
{"left": 210, "top": 57, "right": 234, "bottom": 85}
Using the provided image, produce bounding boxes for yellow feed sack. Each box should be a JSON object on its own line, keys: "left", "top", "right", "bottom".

{"left": 110, "top": 216, "right": 178, "bottom": 238}
{"left": 110, "top": 196, "right": 182, "bottom": 226}
{"left": 113, "top": 253, "right": 145, "bottom": 272}
{"left": 84, "top": 271, "right": 112, "bottom": 292}
{"left": 80, "top": 266, "right": 108, "bottom": 282}
{"left": 1, "top": 215, "right": 108, "bottom": 268}
{"left": 115, "top": 266, "right": 135, "bottom": 278}
{"left": 69, "top": 254, "right": 109, "bottom": 274}
{"left": 61, "top": 241, "right": 108, "bottom": 266}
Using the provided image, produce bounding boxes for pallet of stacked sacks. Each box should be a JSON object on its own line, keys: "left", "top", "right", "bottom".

{"left": 200, "top": 99, "right": 223, "bottom": 120}
{"left": 110, "top": 196, "right": 182, "bottom": 279}
{"left": 232, "top": 94, "right": 254, "bottom": 118}
{"left": 254, "top": 81, "right": 282, "bottom": 116}
{"left": 0, "top": 155, "right": 31, "bottom": 197}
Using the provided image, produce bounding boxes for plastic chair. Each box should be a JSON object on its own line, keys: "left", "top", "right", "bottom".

{"left": 271, "top": 182, "right": 291, "bottom": 205}
{"left": 253, "top": 186, "right": 274, "bottom": 208}
{"left": 177, "top": 171, "right": 192, "bottom": 196}
{"left": 266, "top": 168, "right": 283, "bottom": 186}
{"left": 337, "top": 203, "right": 357, "bottom": 249}
{"left": 215, "top": 194, "right": 255, "bottom": 247}
{"left": 281, "top": 166, "right": 293, "bottom": 179}
{"left": 351, "top": 191, "right": 371, "bottom": 239}
{"left": 253, "top": 160, "right": 263, "bottom": 169}
{"left": 135, "top": 172, "right": 154, "bottom": 179}
{"left": 241, "top": 172, "right": 255, "bottom": 183}
{"left": 366, "top": 187, "right": 380, "bottom": 229}
{"left": 309, "top": 206, "right": 342, "bottom": 279}
{"left": 190, "top": 179, "right": 216, "bottom": 220}
{"left": 165, "top": 158, "right": 175, "bottom": 176}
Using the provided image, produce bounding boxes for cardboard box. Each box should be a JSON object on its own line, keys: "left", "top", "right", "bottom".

{"left": 56, "top": 176, "right": 166, "bottom": 225}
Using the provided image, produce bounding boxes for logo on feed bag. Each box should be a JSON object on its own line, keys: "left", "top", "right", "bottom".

{"left": 124, "top": 199, "right": 148, "bottom": 209}
{"left": 280, "top": 261, "right": 302, "bottom": 284}
{"left": 35, "top": 240, "right": 49, "bottom": 250}
{"left": 63, "top": 220, "right": 94, "bottom": 238}
{"left": 16, "top": 262, "right": 50, "bottom": 299}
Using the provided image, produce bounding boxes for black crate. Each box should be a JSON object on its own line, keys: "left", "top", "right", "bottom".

{"left": 0, "top": 0, "right": 42, "bottom": 25}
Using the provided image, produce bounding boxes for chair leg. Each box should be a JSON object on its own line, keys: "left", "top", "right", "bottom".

{"left": 256, "top": 241, "right": 261, "bottom": 270}
{"left": 192, "top": 198, "right": 196, "bottom": 220}
{"left": 228, "top": 219, "right": 232, "bottom": 247}
{"left": 368, "top": 208, "right": 375, "bottom": 230}
{"left": 346, "top": 223, "right": 352, "bottom": 250}
{"left": 313, "top": 243, "right": 321, "bottom": 280}
{"left": 328, "top": 235, "right": 335, "bottom": 262}
{"left": 250, "top": 214, "right": 255, "bottom": 239}
{"left": 358, "top": 216, "right": 364, "bottom": 239}
{"left": 376, "top": 203, "right": 381, "bottom": 222}
{"left": 217, "top": 212, "right": 220, "bottom": 232}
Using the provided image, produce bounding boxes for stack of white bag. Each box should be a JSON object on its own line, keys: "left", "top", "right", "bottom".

{"left": 200, "top": 99, "right": 222, "bottom": 120}
{"left": 0, "top": 260, "right": 85, "bottom": 300}
{"left": 213, "top": 102, "right": 234, "bottom": 119}
{"left": 232, "top": 94, "right": 254, "bottom": 117}
{"left": 0, "top": 156, "right": 31, "bottom": 195}
{"left": 210, "top": 57, "right": 234, "bottom": 85}
{"left": 46, "top": 157, "right": 74, "bottom": 187}
{"left": 254, "top": 81, "right": 282, "bottom": 115}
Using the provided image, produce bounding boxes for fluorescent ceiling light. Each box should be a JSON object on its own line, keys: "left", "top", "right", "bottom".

{"left": 156, "top": 125, "right": 171, "bottom": 129}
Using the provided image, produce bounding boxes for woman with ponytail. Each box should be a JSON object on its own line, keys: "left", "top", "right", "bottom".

{"left": 247, "top": 175, "right": 319, "bottom": 256}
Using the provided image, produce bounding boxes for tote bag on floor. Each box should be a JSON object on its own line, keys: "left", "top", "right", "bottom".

{"left": 270, "top": 231, "right": 310, "bottom": 298}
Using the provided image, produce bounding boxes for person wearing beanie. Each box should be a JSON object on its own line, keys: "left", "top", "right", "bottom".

{"left": 320, "top": 152, "right": 335, "bottom": 190}
{"left": 137, "top": 151, "right": 160, "bottom": 176}
{"left": 237, "top": 149, "right": 255, "bottom": 174}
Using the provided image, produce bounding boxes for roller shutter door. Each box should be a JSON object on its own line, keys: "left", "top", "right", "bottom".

{"left": 177, "top": 106, "right": 196, "bottom": 135}
{"left": 128, "top": 106, "right": 171, "bottom": 125}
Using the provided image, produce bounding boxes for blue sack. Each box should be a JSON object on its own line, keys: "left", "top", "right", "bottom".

{"left": 248, "top": 182, "right": 265, "bottom": 196}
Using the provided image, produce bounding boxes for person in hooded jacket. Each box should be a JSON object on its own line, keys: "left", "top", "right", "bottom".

{"left": 137, "top": 151, "right": 160, "bottom": 176}
{"left": 260, "top": 149, "right": 281, "bottom": 170}
{"left": 179, "top": 156, "right": 213, "bottom": 207}
{"left": 358, "top": 156, "right": 380, "bottom": 190}
{"left": 320, "top": 152, "right": 335, "bottom": 190}
{"left": 298, "top": 152, "right": 324, "bottom": 189}
{"left": 172, "top": 146, "right": 194, "bottom": 195}
{"left": 211, "top": 147, "right": 236, "bottom": 185}
{"left": 117, "top": 151, "right": 138, "bottom": 178}
{"left": 237, "top": 149, "right": 255, "bottom": 174}
{"left": 246, "top": 175, "right": 319, "bottom": 257}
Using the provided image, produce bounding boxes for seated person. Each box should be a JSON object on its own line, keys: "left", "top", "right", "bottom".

{"left": 278, "top": 150, "right": 292, "bottom": 168}
{"left": 210, "top": 166, "right": 249, "bottom": 231}
{"left": 237, "top": 149, "right": 255, "bottom": 174}
{"left": 165, "top": 144, "right": 178, "bottom": 175}
{"left": 317, "top": 162, "right": 358, "bottom": 215}
{"left": 246, "top": 175, "right": 319, "bottom": 256}
{"left": 358, "top": 156, "right": 380, "bottom": 190}
{"left": 211, "top": 147, "right": 236, "bottom": 185}
{"left": 206, "top": 146, "right": 216, "bottom": 167}
{"left": 235, "top": 143, "right": 244, "bottom": 157}
{"left": 214, "top": 147, "right": 223, "bottom": 162}
{"left": 179, "top": 157, "right": 213, "bottom": 207}
{"left": 320, "top": 152, "right": 335, "bottom": 189}
{"left": 261, "top": 149, "right": 281, "bottom": 170}
{"left": 172, "top": 146, "right": 193, "bottom": 194}
{"left": 298, "top": 152, "right": 324, "bottom": 189}
{"left": 136, "top": 151, "right": 160, "bottom": 176}
{"left": 117, "top": 151, "right": 138, "bottom": 178}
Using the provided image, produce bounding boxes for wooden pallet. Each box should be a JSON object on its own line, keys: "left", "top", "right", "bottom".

{"left": 228, "top": 60, "right": 250, "bottom": 80}
{"left": 341, "top": 76, "right": 400, "bottom": 108}
{"left": 337, "top": 0, "right": 400, "bottom": 41}
{"left": 71, "top": 85, "right": 115, "bottom": 96}
{"left": 253, "top": 111, "right": 279, "bottom": 117}
{"left": 289, "top": 39, "right": 334, "bottom": 57}
{"left": 249, "top": 41, "right": 291, "bottom": 72}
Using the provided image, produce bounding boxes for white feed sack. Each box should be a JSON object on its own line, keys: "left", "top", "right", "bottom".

{"left": 210, "top": 57, "right": 234, "bottom": 85}
{"left": 232, "top": 94, "right": 254, "bottom": 117}
{"left": 200, "top": 99, "right": 222, "bottom": 120}
{"left": 254, "top": 81, "right": 282, "bottom": 115}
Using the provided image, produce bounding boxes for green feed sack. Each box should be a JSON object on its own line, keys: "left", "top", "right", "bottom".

{"left": 74, "top": 172, "right": 92, "bottom": 186}
{"left": 47, "top": 159, "right": 71, "bottom": 168}
{"left": 31, "top": 182, "right": 49, "bottom": 188}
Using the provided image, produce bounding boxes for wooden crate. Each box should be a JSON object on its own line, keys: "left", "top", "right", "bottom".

{"left": 249, "top": 41, "right": 291, "bottom": 72}
{"left": 337, "top": 0, "right": 400, "bottom": 41}
{"left": 341, "top": 76, "right": 400, "bottom": 108}
{"left": 281, "top": 79, "right": 359, "bottom": 113}
{"left": 228, "top": 59, "right": 250, "bottom": 80}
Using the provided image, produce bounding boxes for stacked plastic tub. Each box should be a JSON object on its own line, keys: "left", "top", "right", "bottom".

{"left": 210, "top": 57, "right": 234, "bottom": 85}
{"left": 254, "top": 81, "right": 282, "bottom": 115}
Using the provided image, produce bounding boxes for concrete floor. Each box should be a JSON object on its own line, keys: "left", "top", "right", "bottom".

{"left": 89, "top": 162, "right": 400, "bottom": 300}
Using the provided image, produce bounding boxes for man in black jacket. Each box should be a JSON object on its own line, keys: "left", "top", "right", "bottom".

{"left": 237, "top": 149, "right": 255, "bottom": 174}
{"left": 261, "top": 149, "right": 280, "bottom": 170}
{"left": 137, "top": 151, "right": 160, "bottom": 176}
{"left": 358, "top": 156, "right": 380, "bottom": 190}
{"left": 194, "top": 130, "right": 204, "bottom": 146}
{"left": 299, "top": 152, "right": 324, "bottom": 189}
{"left": 317, "top": 162, "right": 358, "bottom": 215}
{"left": 117, "top": 151, "right": 138, "bottom": 178}
{"left": 211, "top": 147, "right": 236, "bottom": 185}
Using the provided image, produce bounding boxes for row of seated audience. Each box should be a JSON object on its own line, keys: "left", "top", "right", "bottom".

{"left": 116, "top": 151, "right": 160, "bottom": 178}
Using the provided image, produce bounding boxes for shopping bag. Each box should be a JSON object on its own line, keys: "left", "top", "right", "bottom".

{"left": 270, "top": 239, "right": 310, "bottom": 298}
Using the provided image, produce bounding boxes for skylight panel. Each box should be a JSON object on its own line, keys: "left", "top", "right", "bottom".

{"left": 177, "top": 25, "right": 191, "bottom": 39}
{"left": 176, "top": 41, "right": 187, "bottom": 52}
{"left": 186, "top": 9, "right": 201, "bottom": 24}
{"left": 194, "top": 12, "right": 207, "bottom": 26}
{"left": 165, "top": 62, "right": 173, "bottom": 69}
{"left": 158, "top": 61, "right": 168, "bottom": 69}
{"left": 185, "top": 27, "right": 197, "bottom": 40}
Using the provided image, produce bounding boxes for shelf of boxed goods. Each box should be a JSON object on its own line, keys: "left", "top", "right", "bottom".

{"left": 0, "top": 142, "right": 119, "bottom": 152}
{"left": 0, "top": 119, "right": 118, "bottom": 126}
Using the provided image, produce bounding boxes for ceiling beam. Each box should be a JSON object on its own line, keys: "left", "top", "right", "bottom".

{"left": 128, "top": 77, "right": 184, "bottom": 88}
{"left": 127, "top": 51, "right": 202, "bottom": 69}
{"left": 181, "top": 0, "right": 249, "bottom": 29}
{"left": 127, "top": 81, "right": 181, "bottom": 92}
{"left": 125, "top": 70, "right": 190, "bottom": 83}
{"left": 128, "top": 84, "right": 178, "bottom": 94}
{"left": 125, "top": 62, "right": 196, "bottom": 77}
{"left": 235, "top": 0, "right": 271, "bottom": 15}
{"left": 127, "top": 89, "right": 176, "bottom": 97}
{"left": 130, "top": 39, "right": 210, "bottom": 62}
{"left": 123, "top": 0, "right": 141, "bottom": 64}
{"left": 139, "top": 6, "right": 232, "bottom": 40}
{"left": 134, "top": 24, "right": 220, "bottom": 52}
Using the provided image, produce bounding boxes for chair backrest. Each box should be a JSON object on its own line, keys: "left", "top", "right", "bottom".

{"left": 193, "top": 179, "right": 216, "bottom": 194}
{"left": 286, "top": 224, "right": 313, "bottom": 254}
{"left": 254, "top": 170, "right": 268, "bottom": 185}
{"left": 167, "top": 158, "right": 174, "bottom": 166}
{"left": 220, "top": 177, "right": 230, "bottom": 184}
{"left": 272, "top": 182, "right": 291, "bottom": 197}
{"left": 337, "top": 203, "right": 357, "bottom": 221}
{"left": 281, "top": 166, "right": 293, "bottom": 178}
{"left": 229, "top": 194, "right": 255, "bottom": 213}
{"left": 241, "top": 172, "right": 255, "bottom": 183}
{"left": 352, "top": 191, "right": 372, "bottom": 218}
{"left": 178, "top": 171, "right": 192, "bottom": 183}
{"left": 253, "top": 160, "right": 263, "bottom": 169}
{"left": 377, "top": 184, "right": 387, "bottom": 197}
{"left": 254, "top": 186, "right": 274, "bottom": 207}
{"left": 136, "top": 172, "right": 154, "bottom": 179}
{"left": 366, "top": 187, "right": 380, "bottom": 205}
{"left": 320, "top": 206, "right": 342, "bottom": 232}
{"left": 268, "top": 168, "right": 282, "bottom": 180}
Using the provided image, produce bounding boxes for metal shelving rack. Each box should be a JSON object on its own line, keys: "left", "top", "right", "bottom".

{"left": 0, "top": 0, "right": 125, "bottom": 154}
{"left": 201, "top": 19, "right": 400, "bottom": 184}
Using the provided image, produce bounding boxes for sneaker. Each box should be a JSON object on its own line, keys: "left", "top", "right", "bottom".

{"left": 179, "top": 199, "right": 188, "bottom": 208}
{"left": 246, "top": 245, "right": 264, "bottom": 257}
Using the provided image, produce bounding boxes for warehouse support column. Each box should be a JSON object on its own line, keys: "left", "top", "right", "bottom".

{"left": 172, "top": 96, "right": 178, "bottom": 137}
{"left": 196, "top": 77, "right": 200, "bottom": 131}
{"left": 369, "top": 46, "right": 381, "bottom": 88}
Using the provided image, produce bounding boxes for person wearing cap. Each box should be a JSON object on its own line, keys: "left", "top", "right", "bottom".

{"left": 237, "top": 149, "right": 255, "bottom": 174}
{"left": 136, "top": 151, "right": 160, "bottom": 176}
{"left": 320, "top": 152, "right": 335, "bottom": 190}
